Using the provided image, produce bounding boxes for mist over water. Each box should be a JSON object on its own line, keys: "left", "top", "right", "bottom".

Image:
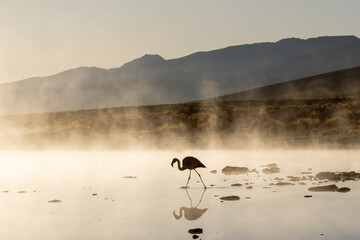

{"left": 1, "top": 93, "right": 358, "bottom": 239}
{"left": 0, "top": 149, "right": 359, "bottom": 239}
{"left": 0, "top": 35, "right": 360, "bottom": 240}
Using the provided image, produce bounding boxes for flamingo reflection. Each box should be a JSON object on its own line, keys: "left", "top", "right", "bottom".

{"left": 173, "top": 188, "right": 208, "bottom": 221}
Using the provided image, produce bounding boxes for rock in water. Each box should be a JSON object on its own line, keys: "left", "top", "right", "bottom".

{"left": 270, "top": 182, "right": 295, "bottom": 186}
{"left": 304, "top": 195, "right": 313, "bottom": 198}
{"left": 222, "top": 166, "right": 249, "bottom": 175}
{"left": 337, "top": 187, "right": 351, "bottom": 193}
{"left": 315, "top": 172, "right": 341, "bottom": 181}
{"left": 261, "top": 163, "right": 278, "bottom": 168}
{"left": 231, "top": 183, "right": 242, "bottom": 187}
{"left": 123, "top": 176, "right": 137, "bottom": 179}
{"left": 263, "top": 163, "right": 280, "bottom": 174}
{"left": 188, "top": 228, "right": 203, "bottom": 234}
{"left": 289, "top": 177, "right": 301, "bottom": 182}
{"left": 48, "top": 199, "right": 61, "bottom": 203}
{"left": 210, "top": 170, "right": 217, "bottom": 174}
{"left": 316, "top": 171, "right": 360, "bottom": 181}
{"left": 308, "top": 184, "right": 338, "bottom": 192}
{"left": 220, "top": 196, "right": 240, "bottom": 201}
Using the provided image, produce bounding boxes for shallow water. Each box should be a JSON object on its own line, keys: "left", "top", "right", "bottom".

{"left": 0, "top": 150, "right": 360, "bottom": 240}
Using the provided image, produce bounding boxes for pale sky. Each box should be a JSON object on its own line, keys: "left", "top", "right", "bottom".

{"left": 1, "top": 0, "right": 359, "bottom": 83}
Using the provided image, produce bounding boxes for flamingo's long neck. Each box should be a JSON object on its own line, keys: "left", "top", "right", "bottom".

{"left": 176, "top": 159, "right": 185, "bottom": 171}
{"left": 173, "top": 208, "right": 184, "bottom": 219}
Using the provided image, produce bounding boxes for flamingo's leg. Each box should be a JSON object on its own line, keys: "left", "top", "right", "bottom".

{"left": 194, "top": 169, "right": 207, "bottom": 189}
{"left": 185, "top": 188, "right": 193, "bottom": 207}
{"left": 185, "top": 170, "right": 192, "bottom": 188}
{"left": 195, "top": 188, "right": 206, "bottom": 208}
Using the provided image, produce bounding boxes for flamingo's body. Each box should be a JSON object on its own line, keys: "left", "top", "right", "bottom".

{"left": 171, "top": 156, "right": 207, "bottom": 188}
{"left": 173, "top": 206, "right": 208, "bottom": 221}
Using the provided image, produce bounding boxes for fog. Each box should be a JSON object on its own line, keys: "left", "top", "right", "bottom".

{"left": 0, "top": 149, "right": 359, "bottom": 239}
{"left": 0, "top": 97, "right": 359, "bottom": 151}
{"left": 1, "top": 58, "right": 360, "bottom": 151}
{"left": 1, "top": 91, "right": 360, "bottom": 239}
{"left": 0, "top": 36, "right": 360, "bottom": 239}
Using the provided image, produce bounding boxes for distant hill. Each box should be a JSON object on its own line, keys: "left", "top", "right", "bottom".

{"left": 211, "top": 66, "right": 360, "bottom": 101}
{"left": 1, "top": 97, "right": 360, "bottom": 149}
{"left": 1, "top": 35, "right": 360, "bottom": 114}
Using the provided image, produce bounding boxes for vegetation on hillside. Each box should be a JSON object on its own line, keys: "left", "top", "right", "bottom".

{"left": 1, "top": 97, "right": 360, "bottom": 149}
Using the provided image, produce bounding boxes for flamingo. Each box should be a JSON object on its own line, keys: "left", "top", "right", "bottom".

{"left": 173, "top": 188, "right": 208, "bottom": 221}
{"left": 171, "top": 156, "right": 207, "bottom": 188}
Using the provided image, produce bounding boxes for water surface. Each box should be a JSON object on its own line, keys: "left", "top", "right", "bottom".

{"left": 0, "top": 150, "right": 359, "bottom": 240}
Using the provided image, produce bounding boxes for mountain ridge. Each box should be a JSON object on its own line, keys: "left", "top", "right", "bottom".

{"left": 1, "top": 35, "right": 360, "bottom": 115}
{"left": 208, "top": 66, "right": 360, "bottom": 102}
{"left": 6, "top": 35, "right": 359, "bottom": 85}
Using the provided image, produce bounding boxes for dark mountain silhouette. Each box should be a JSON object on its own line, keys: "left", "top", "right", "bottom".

{"left": 121, "top": 54, "right": 165, "bottom": 69}
{"left": 1, "top": 35, "right": 360, "bottom": 114}
{"left": 209, "top": 66, "right": 360, "bottom": 101}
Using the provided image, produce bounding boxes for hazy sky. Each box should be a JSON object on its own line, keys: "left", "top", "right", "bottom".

{"left": 1, "top": 0, "right": 359, "bottom": 83}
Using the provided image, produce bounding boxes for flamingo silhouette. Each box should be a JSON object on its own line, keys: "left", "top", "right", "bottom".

{"left": 171, "top": 156, "right": 207, "bottom": 188}
{"left": 173, "top": 188, "right": 208, "bottom": 221}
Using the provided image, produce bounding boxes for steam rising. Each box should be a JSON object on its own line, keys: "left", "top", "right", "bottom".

{"left": 0, "top": 95, "right": 359, "bottom": 150}
{"left": 1, "top": 36, "right": 360, "bottom": 150}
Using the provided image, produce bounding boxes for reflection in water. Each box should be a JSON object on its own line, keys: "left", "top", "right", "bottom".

{"left": 173, "top": 188, "right": 208, "bottom": 221}
{"left": 2, "top": 150, "right": 360, "bottom": 239}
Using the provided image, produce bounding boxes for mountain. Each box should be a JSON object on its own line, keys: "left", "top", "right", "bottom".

{"left": 1, "top": 35, "right": 360, "bottom": 114}
{"left": 121, "top": 54, "right": 165, "bottom": 69}
{"left": 210, "top": 66, "right": 360, "bottom": 101}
